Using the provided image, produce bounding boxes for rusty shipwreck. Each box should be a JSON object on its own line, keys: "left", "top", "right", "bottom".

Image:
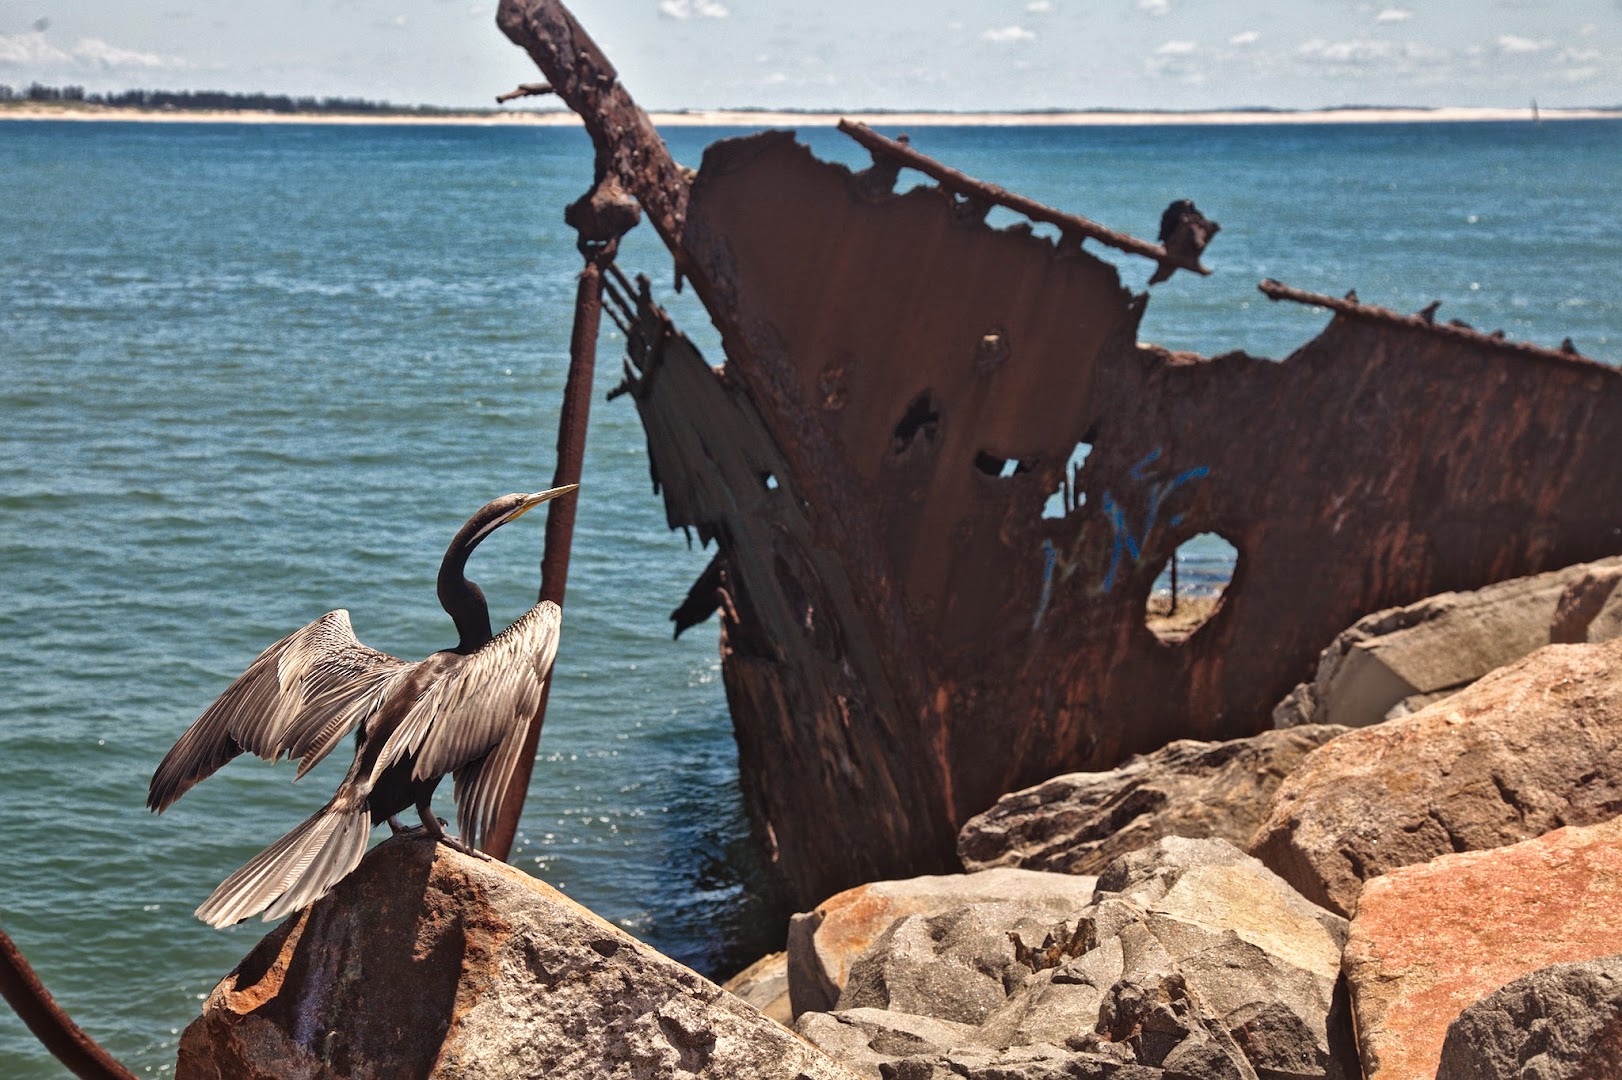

{"left": 497, "top": 0, "right": 1622, "bottom": 910}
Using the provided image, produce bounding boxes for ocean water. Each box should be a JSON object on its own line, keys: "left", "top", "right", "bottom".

{"left": 1, "top": 117, "right": 1617, "bottom": 1077}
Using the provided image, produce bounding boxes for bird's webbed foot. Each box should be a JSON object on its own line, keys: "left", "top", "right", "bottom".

{"left": 436, "top": 833, "right": 494, "bottom": 863}
{"left": 414, "top": 802, "right": 489, "bottom": 861}
{"left": 388, "top": 815, "right": 423, "bottom": 836}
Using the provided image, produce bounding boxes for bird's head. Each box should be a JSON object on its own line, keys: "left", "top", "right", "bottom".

{"left": 464, "top": 485, "right": 579, "bottom": 548}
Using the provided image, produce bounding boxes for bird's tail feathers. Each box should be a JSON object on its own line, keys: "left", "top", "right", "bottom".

{"left": 194, "top": 804, "right": 372, "bottom": 928}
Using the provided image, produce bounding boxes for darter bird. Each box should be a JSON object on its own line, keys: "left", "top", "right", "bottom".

{"left": 148, "top": 486, "right": 577, "bottom": 927}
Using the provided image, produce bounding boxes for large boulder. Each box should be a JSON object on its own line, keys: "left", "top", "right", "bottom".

{"left": 795, "top": 838, "right": 1355, "bottom": 1080}
{"left": 787, "top": 867, "right": 1097, "bottom": 1016}
{"left": 722, "top": 951, "right": 792, "bottom": 1026}
{"left": 1272, "top": 556, "right": 1622, "bottom": 729}
{"left": 958, "top": 726, "right": 1346, "bottom": 876}
{"left": 1249, "top": 638, "right": 1622, "bottom": 917}
{"left": 1550, "top": 562, "right": 1622, "bottom": 644}
{"left": 175, "top": 837, "right": 860, "bottom": 1080}
{"left": 1342, "top": 816, "right": 1622, "bottom": 1080}
{"left": 1436, "top": 956, "right": 1622, "bottom": 1080}
{"left": 837, "top": 901, "right": 1059, "bottom": 1026}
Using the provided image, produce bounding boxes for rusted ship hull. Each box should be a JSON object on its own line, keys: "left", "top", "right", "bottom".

{"left": 501, "top": 0, "right": 1622, "bottom": 907}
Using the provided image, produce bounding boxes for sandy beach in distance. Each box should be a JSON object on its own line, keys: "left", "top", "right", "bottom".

{"left": 3, "top": 103, "right": 1619, "bottom": 127}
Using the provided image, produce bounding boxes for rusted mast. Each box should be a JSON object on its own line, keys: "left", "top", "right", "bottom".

{"left": 482, "top": 178, "right": 641, "bottom": 864}
{"left": 0, "top": 928, "right": 136, "bottom": 1080}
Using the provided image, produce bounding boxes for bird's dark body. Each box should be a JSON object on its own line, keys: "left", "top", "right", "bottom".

{"left": 148, "top": 488, "right": 573, "bottom": 927}
{"left": 353, "top": 654, "right": 455, "bottom": 827}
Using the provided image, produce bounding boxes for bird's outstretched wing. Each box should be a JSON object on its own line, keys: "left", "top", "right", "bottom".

{"left": 148, "top": 610, "right": 410, "bottom": 813}
{"left": 374, "top": 601, "right": 561, "bottom": 852}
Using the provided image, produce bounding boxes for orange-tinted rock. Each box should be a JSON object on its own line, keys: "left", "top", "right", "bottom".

{"left": 175, "top": 837, "right": 860, "bottom": 1080}
{"left": 1343, "top": 816, "right": 1622, "bottom": 1080}
{"left": 1250, "top": 639, "right": 1622, "bottom": 917}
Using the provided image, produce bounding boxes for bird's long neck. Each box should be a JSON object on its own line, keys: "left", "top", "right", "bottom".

{"left": 438, "top": 523, "right": 494, "bottom": 653}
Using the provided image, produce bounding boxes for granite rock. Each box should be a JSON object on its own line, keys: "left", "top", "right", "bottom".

{"left": 1343, "top": 816, "right": 1622, "bottom": 1079}
{"left": 1250, "top": 638, "right": 1622, "bottom": 917}
{"left": 837, "top": 901, "right": 1057, "bottom": 1026}
{"left": 1270, "top": 557, "right": 1622, "bottom": 730}
{"left": 722, "top": 950, "right": 792, "bottom": 1026}
{"left": 175, "top": 837, "right": 860, "bottom": 1080}
{"left": 787, "top": 867, "right": 1097, "bottom": 1017}
{"left": 1436, "top": 955, "right": 1622, "bottom": 1080}
{"left": 796, "top": 839, "right": 1353, "bottom": 1080}
{"left": 957, "top": 727, "right": 1346, "bottom": 877}
{"left": 1550, "top": 563, "right": 1622, "bottom": 644}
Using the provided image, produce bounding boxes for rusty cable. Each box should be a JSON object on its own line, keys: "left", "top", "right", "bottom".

{"left": 0, "top": 928, "right": 136, "bottom": 1080}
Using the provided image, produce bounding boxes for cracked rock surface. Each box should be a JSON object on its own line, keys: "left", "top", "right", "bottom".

{"left": 793, "top": 837, "right": 1355, "bottom": 1080}
{"left": 1345, "top": 817, "right": 1622, "bottom": 1079}
{"left": 1250, "top": 638, "right": 1622, "bottom": 917}
{"left": 958, "top": 726, "right": 1346, "bottom": 877}
{"left": 1436, "top": 955, "right": 1622, "bottom": 1080}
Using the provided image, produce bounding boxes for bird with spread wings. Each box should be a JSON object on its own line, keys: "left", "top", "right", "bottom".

{"left": 148, "top": 486, "right": 575, "bottom": 927}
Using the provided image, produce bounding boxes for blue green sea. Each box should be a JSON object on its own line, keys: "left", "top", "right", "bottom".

{"left": 2, "top": 116, "right": 1618, "bottom": 1076}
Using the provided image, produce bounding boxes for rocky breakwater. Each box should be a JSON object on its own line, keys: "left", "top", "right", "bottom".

{"left": 761, "top": 570, "right": 1622, "bottom": 1080}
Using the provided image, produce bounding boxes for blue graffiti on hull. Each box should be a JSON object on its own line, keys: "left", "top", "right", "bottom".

{"left": 1034, "top": 448, "right": 1210, "bottom": 632}
{"left": 1033, "top": 538, "right": 1060, "bottom": 630}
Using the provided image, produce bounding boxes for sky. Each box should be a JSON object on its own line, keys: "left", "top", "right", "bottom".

{"left": 0, "top": 1, "right": 1618, "bottom": 112}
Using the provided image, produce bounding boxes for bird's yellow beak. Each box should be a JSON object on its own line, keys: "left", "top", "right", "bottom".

{"left": 509, "top": 484, "right": 579, "bottom": 521}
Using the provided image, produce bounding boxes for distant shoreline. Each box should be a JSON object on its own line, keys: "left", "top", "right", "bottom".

{"left": 4, "top": 103, "right": 1620, "bottom": 127}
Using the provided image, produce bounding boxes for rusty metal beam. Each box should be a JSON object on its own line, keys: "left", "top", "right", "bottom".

{"left": 838, "top": 120, "right": 1212, "bottom": 280}
{"left": 1259, "top": 278, "right": 1602, "bottom": 366}
{"left": 1, "top": 928, "right": 136, "bottom": 1080}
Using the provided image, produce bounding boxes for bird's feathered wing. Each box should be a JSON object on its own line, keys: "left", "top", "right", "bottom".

{"left": 374, "top": 600, "right": 562, "bottom": 852}
{"left": 193, "top": 802, "right": 373, "bottom": 928}
{"left": 148, "top": 610, "right": 409, "bottom": 813}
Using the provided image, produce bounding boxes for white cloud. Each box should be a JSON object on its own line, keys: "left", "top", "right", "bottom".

{"left": 1137, "top": 0, "right": 1170, "bottom": 14}
{"left": 1375, "top": 8, "right": 1413, "bottom": 23}
{"left": 658, "top": 0, "right": 730, "bottom": 20}
{"left": 1025, "top": 0, "right": 1056, "bottom": 12}
{"left": 0, "top": 31, "right": 186, "bottom": 71}
{"left": 981, "top": 25, "right": 1037, "bottom": 43}
{"left": 1298, "top": 37, "right": 1400, "bottom": 64}
{"left": 1496, "top": 34, "right": 1550, "bottom": 54}
{"left": 0, "top": 31, "right": 64, "bottom": 65}
{"left": 1294, "top": 36, "right": 1448, "bottom": 81}
{"left": 1146, "top": 38, "right": 1204, "bottom": 82}
{"left": 71, "top": 38, "right": 183, "bottom": 69}
{"left": 1229, "top": 30, "right": 1259, "bottom": 46}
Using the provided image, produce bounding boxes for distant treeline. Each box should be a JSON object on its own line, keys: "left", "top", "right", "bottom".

{"left": 0, "top": 83, "right": 465, "bottom": 115}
